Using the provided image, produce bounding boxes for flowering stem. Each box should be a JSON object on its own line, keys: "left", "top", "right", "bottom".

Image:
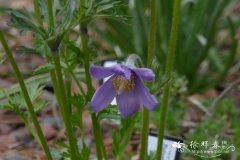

{"left": 47, "top": 0, "right": 55, "bottom": 29}
{"left": 77, "top": 106, "right": 86, "bottom": 146}
{"left": 156, "top": 0, "right": 181, "bottom": 159}
{"left": 33, "top": 0, "right": 43, "bottom": 27}
{"left": 0, "top": 31, "right": 53, "bottom": 160}
{"left": 91, "top": 114, "right": 103, "bottom": 159}
{"left": 50, "top": 61, "right": 81, "bottom": 159}
{"left": 99, "top": 122, "right": 108, "bottom": 160}
{"left": 140, "top": 0, "right": 157, "bottom": 159}
{"left": 147, "top": 0, "right": 157, "bottom": 67}
{"left": 80, "top": 24, "right": 106, "bottom": 159}
{"left": 79, "top": 0, "right": 108, "bottom": 158}
{"left": 52, "top": 53, "right": 79, "bottom": 159}
{"left": 140, "top": 109, "right": 149, "bottom": 160}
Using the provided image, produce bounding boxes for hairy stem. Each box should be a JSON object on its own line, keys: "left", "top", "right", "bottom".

{"left": 140, "top": 0, "right": 157, "bottom": 159}
{"left": 140, "top": 109, "right": 150, "bottom": 160}
{"left": 47, "top": 0, "right": 55, "bottom": 29}
{"left": 80, "top": 25, "right": 104, "bottom": 160}
{"left": 156, "top": 0, "right": 181, "bottom": 159}
{"left": 52, "top": 54, "right": 79, "bottom": 159}
{"left": 33, "top": 0, "right": 43, "bottom": 27}
{"left": 79, "top": 0, "right": 108, "bottom": 158}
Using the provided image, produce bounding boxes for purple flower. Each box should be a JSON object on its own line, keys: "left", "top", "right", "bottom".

{"left": 89, "top": 64, "right": 159, "bottom": 118}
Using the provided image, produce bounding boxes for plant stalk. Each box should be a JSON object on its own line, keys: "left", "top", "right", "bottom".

{"left": 140, "top": 109, "right": 149, "bottom": 160}
{"left": 156, "top": 0, "right": 181, "bottom": 159}
{"left": 80, "top": 25, "right": 104, "bottom": 160}
{"left": 33, "top": 0, "right": 43, "bottom": 27}
{"left": 52, "top": 54, "right": 79, "bottom": 159}
{"left": 79, "top": 0, "right": 108, "bottom": 158}
{"left": 0, "top": 31, "right": 53, "bottom": 160}
{"left": 47, "top": 0, "right": 55, "bottom": 29}
{"left": 140, "top": 0, "right": 157, "bottom": 159}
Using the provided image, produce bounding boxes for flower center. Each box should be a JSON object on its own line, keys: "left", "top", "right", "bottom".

{"left": 112, "top": 75, "right": 135, "bottom": 91}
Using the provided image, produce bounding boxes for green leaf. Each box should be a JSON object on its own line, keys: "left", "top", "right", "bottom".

{"left": 0, "top": 81, "right": 48, "bottom": 114}
{"left": 18, "top": 46, "right": 42, "bottom": 55}
{"left": 0, "top": 7, "right": 46, "bottom": 36}
{"left": 80, "top": 145, "right": 90, "bottom": 160}
{"left": 0, "top": 103, "right": 12, "bottom": 110}
{"left": 65, "top": 41, "right": 82, "bottom": 55}
{"left": 34, "top": 64, "right": 55, "bottom": 75}
{"left": 96, "top": 0, "right": 122, "bottom": 14}
{"left": 61, "top": 0, "right": 76, "bottom": 29}
{"left": 0, "top": 74, "right": 49, "bottom": 100}
{"left": 82, "top": 0, "right": 127, "bottom": 24}
{"left": 55, "top": 140, "right": 69, "bottom": 148}
{"left": 97, "top": 105, "right": 120, "bottom": 121}
{"left": 70, "top": 94, "right": 86, "bottom": 112}
{"left": 34, "top": 100, "right": 48, "bottom": 112}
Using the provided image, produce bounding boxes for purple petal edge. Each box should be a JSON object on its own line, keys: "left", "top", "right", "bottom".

{"left": 136, "top": 77, "right": 159, "bottom": 110}
{"left": 132, "top": 68, "right": 155, "bottom": 82}
{"left": 90, "top": 64, "right": 114, "bottom": 78}
{"left": 89, "top": 78, "right": 116, "bottom": 112}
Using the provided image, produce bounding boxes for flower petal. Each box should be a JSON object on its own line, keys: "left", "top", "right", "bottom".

{"left": 90, "top": 64, "right": 132, "bottom": 80}
{"left": 112, "top": 65, "right": 131, "bottom": 79}
{"left": 90, "top": 64, "right": 115, "bottom": 78}
{"left": 89, "top": 78, "right": 116, "bottom": 112}
{"left": 116, "top": 90, "right": 140, "bottom": 118}
{"left": 135, "top": 77, "right": 158, "bottom": 110}
{"left": 132, "top": 68, "right": 155, "bottom": 82}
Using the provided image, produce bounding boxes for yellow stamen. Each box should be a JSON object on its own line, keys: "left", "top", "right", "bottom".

{"left": 112, "top": 75, "right": 135, "bottom": 91}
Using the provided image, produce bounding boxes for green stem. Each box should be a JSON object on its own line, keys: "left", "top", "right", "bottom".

{"left": 156, "top": 0, "right": 181, "bottom": 159}
{"left": 147, "top": 0, "right": 157, "bottom": 67}
{"left": 140, "top": 109, "right": 149, "bottom": 160}
{"left": 140, "top": 0, "right": 157, "bottom": 159}
{"left": 50, "top": 70, "right": 61, "bottom": 104}
{"left": 0, "top": 88, "right": 41, "bottom": 144}
{"left": 65, "top": 75, "right": 72, "bottom": 111}
{"left": 79, "top": 0, "right": 107, "bottom": 158}
{"left": 91, "top": 114, "right": 103, "bottom": 160}
{"left": 80, "top": 27, "right": 108, "bottom": 160}
{"left": 98, "top": 122, "right": 108, "bottom": 160}
{"left": 64, "top": 33, "right": 88, "bottom": 147}
{"left": 0, "top": 31, "right": 53, "bottom": 160}
{"left": 78, "top": 108, "right": 86, "bottom": 146}
{"left": 33, "top": 0, "right": 43, "bottom": 27}
{"left": 49, "top": 70, "right": 63, "bottom": 128}
{"left": 80, "top": 27, "right": 104, "bottom": 160}
{"left": 47, "top": 0, "right": 55, "bottom": 29}
{"left": 52, "top": 54, "right": 79, "bottom": 159}
{"left": 79, "top": 0, "right": 84, "bottom": 17}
